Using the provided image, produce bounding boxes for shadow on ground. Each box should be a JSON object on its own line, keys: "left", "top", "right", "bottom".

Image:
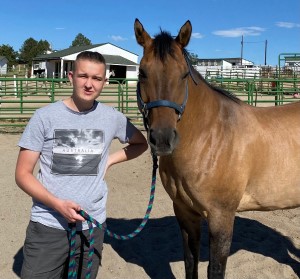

{"left": 104, "top": 216, "right": 300, "bottom": 278}
{"left": 13, "top": 216, "right": 300, "bottom": 278}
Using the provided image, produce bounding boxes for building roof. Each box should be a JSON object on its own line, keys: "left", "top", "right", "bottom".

{"left": 197, "top": 57, "right": 238, "bottom": 61}
{"left": 102, "top": 54, "right": 138, "bottom": 66}
{"left": 33, "top": 43, "right": 138, "bottom": 66}
{"left": 0, "top": 56, "right": 8, "bottom": 61}
{"left": 197, "top": 57, "right": 253, "bottom": 64}
{"left": 35, "top": 44, "right": 105, "bottom": 60}
{"left": 284, "top": 55, "right": 300, "bottom": 62}
{"left": 34, "top": 43, "right": 138, "bottom": 59}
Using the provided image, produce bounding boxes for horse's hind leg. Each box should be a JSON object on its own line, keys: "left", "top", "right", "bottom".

{"left": 207, "top": 210, "right": 235, "bottom": 279}
{"left": 173, "top": 202, "right": 201, "bottom": 279}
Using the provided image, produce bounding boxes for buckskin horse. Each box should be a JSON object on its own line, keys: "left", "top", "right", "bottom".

{"left": 134, "top": 19, "right": 300, "bottom": 279}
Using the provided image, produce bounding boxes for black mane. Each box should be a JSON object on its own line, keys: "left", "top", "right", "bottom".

{"left": 153, "top": 31, "right": 175, "bottom": 61}
{"left": 190, "top": 66, "right": 241, "bottom": 103}
{"left": 153, "top": 30, "right": 240, "bottom": 103}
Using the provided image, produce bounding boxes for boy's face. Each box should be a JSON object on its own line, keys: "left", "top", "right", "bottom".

{"left": 68, "top": 59, "right": 107, "bottom": 103}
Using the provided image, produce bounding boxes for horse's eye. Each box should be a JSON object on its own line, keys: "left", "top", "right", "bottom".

{"left": 138, "top": 69, "right": 147, "bottom": 79}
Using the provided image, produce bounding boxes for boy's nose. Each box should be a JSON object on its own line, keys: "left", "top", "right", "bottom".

{"left": 85, "top": 78, "right": 92, "bottom": 87}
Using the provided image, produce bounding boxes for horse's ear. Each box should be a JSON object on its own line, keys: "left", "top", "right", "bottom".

{"left": 175, "top": 20, "right": 192, "bottom": 48}
{"left": 134, "top": 18, "right": 152, "bottom": 48}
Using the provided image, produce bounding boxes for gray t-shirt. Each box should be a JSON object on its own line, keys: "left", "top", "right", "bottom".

{"left": 18, "top": 100, "right": 136, "bottom": 230}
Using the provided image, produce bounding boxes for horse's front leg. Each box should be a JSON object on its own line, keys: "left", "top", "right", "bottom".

{"left": 207, "top": 210, "right": 235, "bottom": 279}
{"left": 173, "top": 202, "right": 202, "bottom": 279}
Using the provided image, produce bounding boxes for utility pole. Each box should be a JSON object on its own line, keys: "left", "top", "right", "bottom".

{"left": 241, "top": 35, "right": 244, "bottom": 66}
{"left": 264, "top": 40, "right": 268, "bottom": 65}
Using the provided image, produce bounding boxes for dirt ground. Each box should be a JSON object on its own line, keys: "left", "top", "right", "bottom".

{"left": 0, "top": 133, "right": 299, "bottom": 279}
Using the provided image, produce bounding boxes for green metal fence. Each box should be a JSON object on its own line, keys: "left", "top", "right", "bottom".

{"left": 0, "top": 77, "right": 299, "bottom": 131}
{"left": 0, "top": 77, "right": 142, "bottom": 130}
{"left": 209, "top": 77, "right": 300, "bottom": 106}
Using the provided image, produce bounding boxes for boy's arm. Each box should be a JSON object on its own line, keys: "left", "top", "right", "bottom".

{"left": 106, "top": 129, "right": 148, "bottom": 170}
{"left": 15, "top": 148, "right": 85, "bottom": 222}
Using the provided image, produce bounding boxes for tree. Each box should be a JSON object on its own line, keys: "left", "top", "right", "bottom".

{"left": 70, "top": 33, "right": 92, "bottom": 47}
{"left": 19, "top": 38, "right": 51, "bottom": 66}
{"left": 187, "top": 52, "right": 199, "bottom": 65}
{"left": 36, "top": 40, "right": 51, "bottom": 55}
{"left": 0, "top": 44, "right": 18, "bottom": 68}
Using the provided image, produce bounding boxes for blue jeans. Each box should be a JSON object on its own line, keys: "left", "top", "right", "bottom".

{"left": 21, "top": 221, "right": 105, "bottom": 279}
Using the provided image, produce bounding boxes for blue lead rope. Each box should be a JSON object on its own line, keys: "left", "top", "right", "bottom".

{"left": 68, "top": 154, "right": 158, "bottom": 278}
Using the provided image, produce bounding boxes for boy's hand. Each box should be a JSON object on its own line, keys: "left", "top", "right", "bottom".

{"left": 55, "top": 200, "right": 86, "bottom": 223}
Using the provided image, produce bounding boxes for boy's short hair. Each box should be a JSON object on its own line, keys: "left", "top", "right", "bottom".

{"left": 73, "top": 51, "right": 106, "bottom": 71}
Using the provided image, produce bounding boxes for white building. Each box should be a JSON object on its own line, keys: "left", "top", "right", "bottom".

{"left": 195, "top": 57, "right": 261, "bottom": 79}
{"left": 283, "top": 54, "right": 300, "bottom": 72}
{"left": 0, "top": 56, "right": 8, "bottom": 75}
{"left": 197, "top": 57, "right": 254, "bottom": 68}
{"left": 32, "top": 43, "right": 139, "bottom": 82}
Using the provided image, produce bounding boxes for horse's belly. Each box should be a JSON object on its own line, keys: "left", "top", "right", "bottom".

{"left": 238, "top": 145, "right": 300, "bottom": 211}
{"left": 237, "top": 181, "right": 300, "bottom": 211}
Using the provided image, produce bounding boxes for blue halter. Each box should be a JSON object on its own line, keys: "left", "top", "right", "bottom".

{"left": 136, "top": 80, "right": 189, "bottom": 120}
{"left": 136, "top": 50, "right": 198, "bottom": 131}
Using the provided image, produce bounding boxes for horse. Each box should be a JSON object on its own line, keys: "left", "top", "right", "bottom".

{"left": 134, "top": 18, "right": 300, "bottom": 279}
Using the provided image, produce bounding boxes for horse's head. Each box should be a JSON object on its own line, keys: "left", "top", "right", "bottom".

{"left": 134, "top": 19, "right": 192, "bottom": 156}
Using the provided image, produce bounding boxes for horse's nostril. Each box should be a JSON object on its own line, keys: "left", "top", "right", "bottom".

{"left": 172, "top": 129, "right": 177, "bottom": 142}
{"left": 165, "top": 129, "right": 177, "bottom": 148}
{"left": 148, "top": 128, "right": 178, "bottom": 153}
{"left": 149, "top": 129, "right": 156, "bottom": 146}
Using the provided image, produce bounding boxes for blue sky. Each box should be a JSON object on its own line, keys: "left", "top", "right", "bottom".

{"left": 1, "top": 0, "right": 299, "bottom": 66}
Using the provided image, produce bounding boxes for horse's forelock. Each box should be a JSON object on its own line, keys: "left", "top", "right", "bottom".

{"left": 153, "top": 31, "right": 175, "bottom": 61}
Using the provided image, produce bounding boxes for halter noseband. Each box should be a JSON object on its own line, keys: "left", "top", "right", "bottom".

{"left": 136, "top": 80, "right": 188, "bottom": 120}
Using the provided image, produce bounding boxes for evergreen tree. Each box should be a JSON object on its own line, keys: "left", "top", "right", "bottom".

{"left": 187, "top": 52, "right": 199, "bottom": 65}
{"left": 70, "top": 33, "right": 92, "bottom": 47}
{"left": 0, "top": 44, "right": 18, "bottom": 68}
{"left": 19, "top": 38, "right": 51, "bottom": 66}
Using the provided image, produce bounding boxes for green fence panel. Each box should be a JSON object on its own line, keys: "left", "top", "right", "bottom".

{"left": 0, "top": 76, "right": 299, "bottom": 131}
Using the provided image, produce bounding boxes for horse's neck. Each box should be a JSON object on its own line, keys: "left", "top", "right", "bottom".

{"left": 184, "top": 76, "right": 245, "bottom": 134}
{"left": 187, "top": 79, "right": 220, "bottom": 115}
{"left": 179, "top": 79, "right": 226, "bottom": 136}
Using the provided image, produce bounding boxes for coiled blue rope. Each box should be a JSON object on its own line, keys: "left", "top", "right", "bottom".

{"left": 68, "top": 154, "right": 158, "bottom": 278}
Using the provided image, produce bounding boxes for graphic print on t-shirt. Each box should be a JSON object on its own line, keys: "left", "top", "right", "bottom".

{"left": 51, "top": 129, "right": 104, "bottom": 175}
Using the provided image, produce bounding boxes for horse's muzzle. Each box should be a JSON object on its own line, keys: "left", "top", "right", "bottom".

{"left": 148, "top": 127, "right": 179, "bottom": 156}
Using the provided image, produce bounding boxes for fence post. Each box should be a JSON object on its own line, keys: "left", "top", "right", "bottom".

{"left": 118, "top": 82, "right": 123, "bottom": 112}
{"left": 20, "top": 85, "right": 23, "bottom": 114}
{"left": 125, "top": 80, "right": 129, "bottom": 113}
{"left": 50, "top": 79, "right": 55, "bottom": 103}
{"left": 245, "top": 81, "right": 254, "bottom": 105}
{"left": 20, "top": 79, "right": 23, "bottom": 98}
{"left": 14, "top": 75, "right": 17, "bottom": 97}
{"left": 274, "top": 79, "right": 283, "bottom": 106}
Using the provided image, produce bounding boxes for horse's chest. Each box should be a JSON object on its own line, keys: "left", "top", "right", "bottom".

{"left": 159, "top": 160, "right": 197, "bottom": 205}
